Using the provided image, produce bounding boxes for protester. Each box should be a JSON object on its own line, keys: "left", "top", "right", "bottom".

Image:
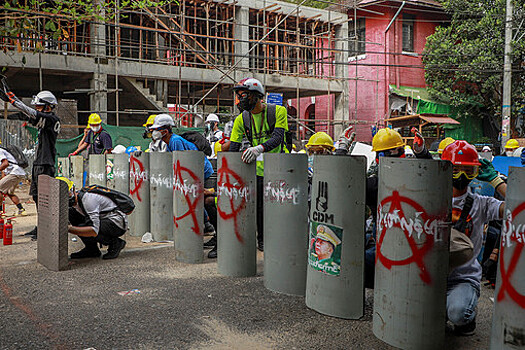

{"left": 0, "top": 77, "right": 60, "bottom": 239}
{"left": 70, "top": 113, "right": 113, "bottom": 156}
{"left": 205, "top": 114, "right": 223, "bottom": 144}
{"left": 503, "top": 138, "right": 523, "bottom": 157}
{"left": 142, "top": 114, "right": 167, "bottom": 152}
{"left": 0, "top": 147, "right": 27, "bottom": 216}
{"left": 229, "top": 78, "right": 289, "bottom": 251}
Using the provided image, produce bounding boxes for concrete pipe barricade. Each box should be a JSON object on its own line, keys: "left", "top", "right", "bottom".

{"left": 373, "top": 158, "right": 452, "bottom": 350}
{"left": 173, "top": 151, "right": 204, "bottom": 263}
{"left": 149, "top": 152, "right": 174, "bottom": 242}
{"left": 129, "top": 152, "right": 150, "bottom": 237}
{"left": 57, "top": 157, "right": 70, "bottom": 178}
{"left": 491, "top": 167, "right": 525, "bottom": 349}
{"left": 305, "top": 155, "right": 367, "bottom": 319}
{"left": 105, "top": 154, "right": 116, "bottom": 189}
{"left": 88, "top": 154, "right": 107, "bottom": 186}
{"left": 217, "top": 152, "right": 257, "bottom": 277}
{"left": 70, "top": 155, "right": 84, "bottom": 189}
{"left": 112, "top": 153, "right": 129, "bottom": 195}
{"left": 264, "top": 153, "right": 309, "bottom": 296}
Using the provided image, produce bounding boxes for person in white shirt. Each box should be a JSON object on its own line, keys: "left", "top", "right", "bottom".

{"left": 0, "top": 148, "right": 27, "bottom": 216}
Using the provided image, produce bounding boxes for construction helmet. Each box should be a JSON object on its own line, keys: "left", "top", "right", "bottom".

{"left": 143, "top": 114, "right": 157, "bottom": 127}
{"left": 88, "top": 113, "right": 102, "bottom": 126}
{"left": 31, "top": 90, "right": 57, "bottom": 107}
{"left": 441, "top": 140, "right": 481, "bottom": 166}
{"left": 56, "top": 177, "right": 75, "bottom": 191}
{"left": 306, "top": 132, "right": 335, "bottom": 151}
{"left": 438, "top": 137, "right": 456, "bottom": 154}
{"left": 505, "top": 139, "right": 519, "bottom": 149}
{"left": 233, "top": 78, "right": 265, "bottom": 97}
{"left": 151, "top": 114, "right": 175, "bottom": 129}
{"left": 206, "top": 114, "right": 220, "bottom": 123}
{"left": 372, "top": 128, "right": 405, "bottom": 152}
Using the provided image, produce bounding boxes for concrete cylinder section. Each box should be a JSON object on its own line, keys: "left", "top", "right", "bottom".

{"left": 105, "top": 154, "right": 116, "bottom": 189}
{"left": 129, "top": 152, "right": 150, "bottom": 237}
{"left": 264, "top": 153, "right": 309, "bottom": 296}
{"left": 491, "top": 167, "right": 525, "bottom": 349}
{"left": 88, "top": 154, "right": 107, "bottom": 186}
{"left": 173, "top": 151, "right": 204, "bottom": 263}
{"left": 70, "top": 155, "right": 84, "bottom": 188}
{"left": 149, "top": 152, "right": 174, "bottom": 242}
{"left": 305, "top": 155, "right": 367, "bottom": 319}
{"left": 57, "top": 157, "right": 70, "bottom": 178}
{"left": 373, "top": 158, "right": 452, "bottom": 350}
{"left": 217, "top": 153, "right": 256, "bottom": 277}
{"left": 112, "top": 153, "right": 129, "bottom": 195}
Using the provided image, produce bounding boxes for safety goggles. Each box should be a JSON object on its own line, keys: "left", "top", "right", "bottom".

{"left": 452, "top": 165, "right": 479, "bottom": 180}
{"left": 306, "top": 145, "right": 333, "bottom": 156}
{"left": 376, "top": 147, "right": 405, "bottom": 158}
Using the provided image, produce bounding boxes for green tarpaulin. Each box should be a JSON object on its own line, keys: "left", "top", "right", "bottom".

{"left": 389, "top": 85, "right": 451, "bottom": 115}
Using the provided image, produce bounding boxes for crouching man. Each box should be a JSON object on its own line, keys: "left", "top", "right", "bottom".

{"left": 58, "top": 177, "right": 131, "bottom": 260}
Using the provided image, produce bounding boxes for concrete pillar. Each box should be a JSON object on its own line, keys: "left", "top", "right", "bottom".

{"left": 217, "top": 153, "right": 257, "bottom": 277}
{"left": 150, "top": 152, "right": 174, "bottom": 241}
{"left": 264, "top": 153, "right": 309, "bottom": 296}
{"left": 90, "top": 0, "right": 106, "bottom": 58}
{"left": 88, "top": 154, "right": 107, "bottom": 186}
{"left": 373, "top": 158, "right": 452, "bottom": 350}
{"left": 334, "top": 21, "right": 349, "bottom": 138}
{"left": 112, "top": 153, "right": 129, "bottom": 195}
{"left": 90, "top": 73, "right": 108, "bottom": 123}
{"left": 305, "top": 155, "right": 366, "bottom": 319}
{"left": 173, "top": 151, "right": 204, "bottom": 263}
{"left": 37, "top": 175, "right": 69, "bottom": 271}
{"left": 70, "top": 155, "right": 84, "bottom": 189}
{"left": 234, "top": 6, "right": 250, "bottom": 71}
{"left": 106, "top": 154, "right": 115, "bottom": 189}
{"left": 57, "top": 157, "right": 70, "bottom": 178}
{"left": 491, "top": 167, "right": 525, "bottom": 349}
{"left": 129, "top": 152, "right": 150, "bottom": 237}
{"left": 155, "top": 79, "right": 168, "bottom": 107}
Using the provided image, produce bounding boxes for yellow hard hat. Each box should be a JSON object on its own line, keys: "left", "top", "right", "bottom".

{"left": 88, "top": 113, "right": 102, "bottom": 126}
{"left": 143, "top": 114, "right": 157, "bottom": 127}
{"left": 505, "top": 139, "right": 519, "bottom": 149}
{"left": 438, "top": 137, "right": 456, "bottom": 154}
{"left": 305, "top": 132, "right": 335, "bottom": 151}
{"left": 56, "top": 177, "right": 74, "bottom": 191}
{"left": 372, "top": 128, "right": 405, "bottom": 152}
{"left": 214, "top": 141, "right": 222, "bottom": 154}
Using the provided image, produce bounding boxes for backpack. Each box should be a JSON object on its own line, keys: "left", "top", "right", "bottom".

{"left": 0, "top": 145, "right": 29, "bottom": 168}
{"left": 241, "top": 104, "right": 292, "bottom": 152}
{"left": 449, "top": 195, "right": 475, "bottom": 269}
{"left": 78, "top": 185, "right": 135, "bottom": 215}
{"left": 180, "top": 131, "right": 212, "bottom": 156}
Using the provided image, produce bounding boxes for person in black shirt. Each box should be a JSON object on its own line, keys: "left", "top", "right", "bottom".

{"left": 0, "top": 77, "right": 60, "bottom": 239}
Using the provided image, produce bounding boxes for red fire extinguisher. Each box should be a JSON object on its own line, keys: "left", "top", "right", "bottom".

{"left": 3, "top": 218, "right": 14, "bottom": 246}
{"left": 0, "top": 216, "right": 4, "bottom": 240}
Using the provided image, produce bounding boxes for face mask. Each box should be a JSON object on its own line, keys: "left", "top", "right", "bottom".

{"left": 91, "top": 125, "right": 101, "bottom": 133}
{"left": 69, "top": 194, "right": 76, "bottom": 207}
{"left": 506, "top": 151, "right": 514, "bottom": 157}
{"left": 205, "top": 124, "right": 212, "bottom": 133}
{"left": 452, "top": 174, "right": 472, "bottom": 190}
{"left": 142, "top": 129, "right": 152, "bottom": 139}
{"left": 152, "top": 130, "right": 163, "bottom": 141}
{"left": 239, "top": 94, "right": 258, "bottom": 112}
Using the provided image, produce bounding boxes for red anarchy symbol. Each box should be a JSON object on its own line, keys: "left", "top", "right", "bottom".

{"left": 497, "top": 202, "right": 525, "bottom": 308}
{"left": 173, "top": 159, "right": 202, "bottom": 235}
{"left": 129, "top": 156, "right": 144, "bottom": 202}
{"left": 376, "top": 191, "right": 437, "bottom": 285}
{"left": 217, "top": 157, "right": 247, "bottom": 244}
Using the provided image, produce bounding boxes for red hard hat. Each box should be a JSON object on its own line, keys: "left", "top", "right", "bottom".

{"left": 441, "top": 140, "right": 481, "bottom": 166}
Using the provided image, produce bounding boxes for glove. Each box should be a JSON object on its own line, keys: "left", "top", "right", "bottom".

{"left": 0, "top": 75, "right": 15, "bottom": 104}
{"left": 478, "top": 158, "right": 504, "bottom": 187}
{"left": 336, "top": 126, "right": 355, "bottom": 153}
{"left": 68, "top": 151, "right": 78, "bottom": 157}
{"left": 241, "top": 145, "right": 264, "bottom": 164}
{"left": 411, "top": 127, "right": 425, "bottom": 154}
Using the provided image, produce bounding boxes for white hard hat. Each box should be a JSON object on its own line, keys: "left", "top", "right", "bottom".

{"left": 206, "top": 114, "right": 220, "bottom": 123}
{"left": 31, "top": 90, "right": 57, "bottom": 107}
{"left": 482, "top": 146, "right": 492, "bottom": 152}
{"left": 112, "top": 145, "right": 127, "bottom": 154}
{"left": 233, "top": 78, "right": 265, "bottom": 97}
{"left": 151, "top": 113, "right": 175, "bottom": 129}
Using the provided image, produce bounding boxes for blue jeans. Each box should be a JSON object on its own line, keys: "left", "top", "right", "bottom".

{"left": 447, "top": 281, "right": 480, "bottom": 326}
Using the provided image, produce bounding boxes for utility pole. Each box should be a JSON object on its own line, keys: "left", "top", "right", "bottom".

{"left": 501, "top": 0, "right": 513, "bottom": 151}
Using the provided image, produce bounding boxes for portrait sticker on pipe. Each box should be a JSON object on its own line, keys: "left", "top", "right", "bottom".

{"left": 308, "top": 221, "right": 343, "bottom": 276}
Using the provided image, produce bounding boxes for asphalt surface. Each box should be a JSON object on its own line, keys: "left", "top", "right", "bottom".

{"left": 0, "top": 186, "right": 494, "bottom": 349}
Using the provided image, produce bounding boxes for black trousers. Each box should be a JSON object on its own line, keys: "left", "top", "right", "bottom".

{"left": 257, "top": 176, "right": 263, "bottom": 243}
{"left": 69, "top": 207, "right": 126, "bottom": 248}
{"left": 30, "top": 165, "right": 56, "bottom": 203}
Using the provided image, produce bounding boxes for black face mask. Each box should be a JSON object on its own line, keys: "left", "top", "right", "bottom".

{"left": 238, "top": 94, "right": 258, "bottom": 112}
{"left": 453, "top": 174, "right": 472, "bottom": 190}
{"left": 69, "top": 194, "right": 76, "bottom": 207}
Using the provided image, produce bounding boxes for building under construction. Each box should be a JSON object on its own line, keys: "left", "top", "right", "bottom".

{"left": 0, "top": 0, "right": 349, "bottom": 138}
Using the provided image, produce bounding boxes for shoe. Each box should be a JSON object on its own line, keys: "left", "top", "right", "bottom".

{"left": 454, "top": 320, "right": 476, "bottom": 336}
{"left": 24, "top": 227, "right": 37, "bottom": 237}
{"left": 71, "top": 247, "right": 102, "bottom": 259}
{"left": 204, "top": 236, "right": 216, "bottom": 248}
{"left": 257, "top": 240, "right": 264, "bottom": 252}
{"left": 103, "top": 239, "right": 126, "bottom": 260}
{"left": 17, "top": 208, "right": 27, "bottom": 216}
{"left": 207, "top": 245, "right": 217, "bottom": 259}
{"left": 204, "top": 222, "right": 216, "bottom": 235}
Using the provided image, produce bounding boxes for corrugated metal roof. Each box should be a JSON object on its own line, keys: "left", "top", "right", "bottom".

{"left": 420, "top": 116, "right": 460, "bottom": 125}
{"left": 338, "top": 0, "right": 443, "bottom": 8}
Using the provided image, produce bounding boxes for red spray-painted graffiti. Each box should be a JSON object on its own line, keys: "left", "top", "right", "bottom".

{"left": 217, "top": 157, "right": 250, "bottom": 244}
{"left": 376, "top": 190, "right": 447, "bottom": 285}
{"left": 173, "top": 159, "right": 203, "bottom": 235}
{"left": 498, "top": 202, "right": 525, "bottom": 308}
{"left": 129, "top": 156, "right": 146, "bottom": 202}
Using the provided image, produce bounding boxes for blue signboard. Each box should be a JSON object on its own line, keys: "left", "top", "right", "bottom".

{"left": 266, "top": 92, "right": 283, "bottom": 106}
{"left": 492, "top": 156, "right": 522, "bottom": 176}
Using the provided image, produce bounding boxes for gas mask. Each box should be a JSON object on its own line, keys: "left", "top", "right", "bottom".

{"left": 151, "top": 130, "right": 163, "bottom": 141}
{"left": 205, "top": 124, "right": 212, "bottom": 133}
{"left": 142, "top": 128, "right": 152, "bottom": 139}
{"left": 452, "top": 174, "right": 472, "bottom": 191}
{"left": 91, "top": 125, "right": 102, "bottom": 133}
{"left": 238, "top": 92, "right": 258, "bottom": 112}
{"left": 68, "top": 193, "right": 76, "bottom": 207}
{"left": 506, "top": 151, "right": 515, "bottom": 157}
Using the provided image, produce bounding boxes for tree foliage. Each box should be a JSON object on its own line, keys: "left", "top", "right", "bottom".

{"left": 282, "top": 0, "right": 329, "bottom": 9}
{"left": 422, "top": 0, "right": 525, "bottom": 130}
